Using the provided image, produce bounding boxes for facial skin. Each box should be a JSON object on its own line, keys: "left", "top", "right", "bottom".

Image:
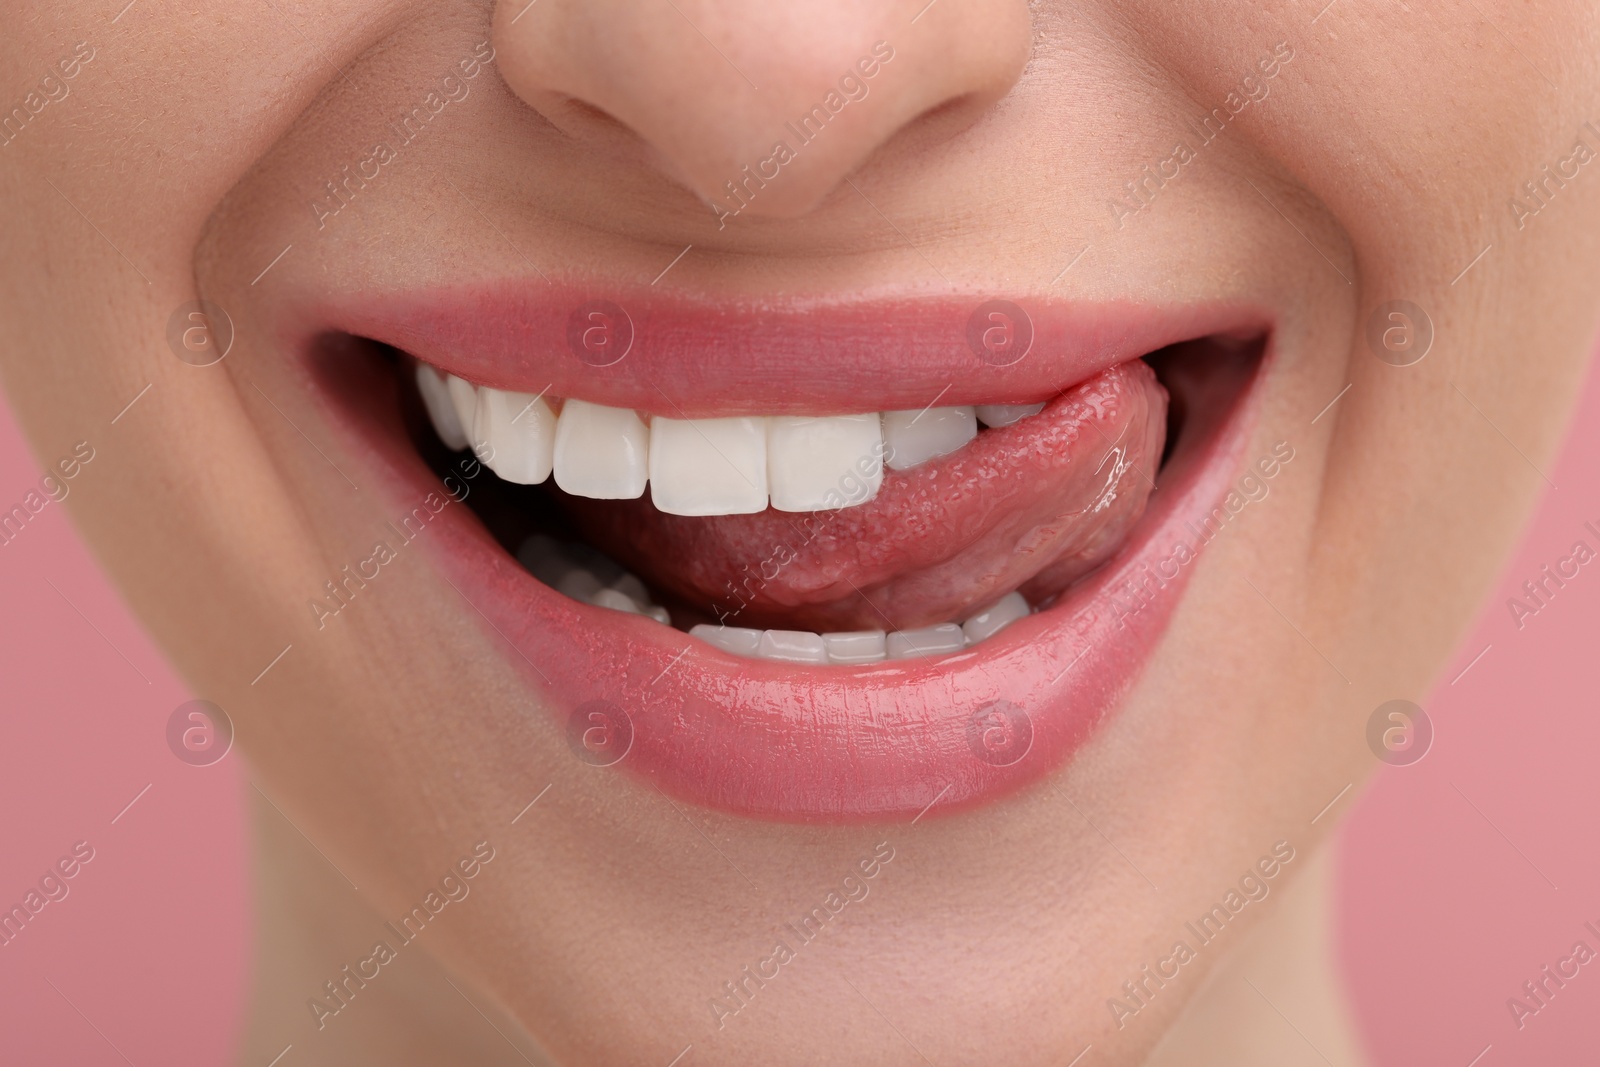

{"left": 3, "top": 1, "right": 1599, "bottom": 1064}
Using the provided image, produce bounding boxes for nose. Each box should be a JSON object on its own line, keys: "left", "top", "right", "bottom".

{"left": 492, "top": 0, "right": 1032, "bottom": 218}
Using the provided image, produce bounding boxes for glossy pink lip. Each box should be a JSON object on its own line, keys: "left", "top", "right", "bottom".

{"left": 303, "top": 289, "right": 1269, "bottom": 822}
{"left": 309, "top": 282, "right": 1266, "bottom": 415}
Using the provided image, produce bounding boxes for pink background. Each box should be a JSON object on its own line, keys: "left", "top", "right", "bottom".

{"left": 1338, "top": 345, "right": 1600, "bottom": 1065}
{"left": 0, "top": 405, "right": 248, "bottom": 1060}
{"left": 0, "top": 353, "right": 1597, "bottom": 1064}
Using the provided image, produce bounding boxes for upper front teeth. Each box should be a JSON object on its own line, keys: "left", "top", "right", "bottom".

{"left": 554, "top": 399, "right": 650, "bottom": 499}
{"left": 767, "top": 414, "right": 884, "bottom": 512}
{"left": 649, "top": 415, "right": 769, "bottom": 516}
{"left": 420, "top": 368, "right": 1043, "bottom": 515}
{"left": 882, "top": 405, "right": 978, "bottom": 471}
{"left": 474, "top": 387, "right": 557, "bottom": 485}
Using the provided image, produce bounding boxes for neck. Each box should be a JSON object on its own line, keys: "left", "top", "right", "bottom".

{"left": 1142, "top": 842, "right": 1368, "bottom": 1066}
{"left": 237, "top": 788, "right": 548, "bottom": 1067}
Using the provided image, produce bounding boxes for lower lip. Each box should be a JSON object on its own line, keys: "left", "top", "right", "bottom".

{"left": 330, "top": 344, "right": 1262, "bottom": 823}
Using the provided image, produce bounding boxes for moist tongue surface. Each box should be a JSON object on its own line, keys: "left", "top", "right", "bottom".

{"left": 556, "top": 358, "right": 1167, "bottom": 631}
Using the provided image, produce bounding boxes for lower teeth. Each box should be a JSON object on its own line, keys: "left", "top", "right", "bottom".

{"left": 516, "top": 534, "right": 1031, "bottom": 665}
{"left": 516, "top": 535, "right": 672, "bottom": 626}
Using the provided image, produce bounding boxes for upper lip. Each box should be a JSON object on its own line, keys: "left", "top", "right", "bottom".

{"left": 296, "top": 281, "right": 1269, "bottom": 414}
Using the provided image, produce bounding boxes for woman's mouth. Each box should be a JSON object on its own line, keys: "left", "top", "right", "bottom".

{"left": 300, "top": 287, "right": 1269, "bottom": 822}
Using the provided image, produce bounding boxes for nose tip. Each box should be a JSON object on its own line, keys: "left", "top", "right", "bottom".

{"left": 492, "top": 0, "right": 1033, "bottom": 218}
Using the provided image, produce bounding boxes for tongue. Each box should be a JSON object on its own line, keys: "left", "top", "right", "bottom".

{"left": 557, "top": 358, "right": 1167, "bottom": 631}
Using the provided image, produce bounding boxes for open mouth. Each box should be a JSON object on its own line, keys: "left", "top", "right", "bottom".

{"left": 302, "top": 287, "right": 1269, "bottom": 821}
{"left": 411, "top": 352, "right": 1164, "bottom": 657}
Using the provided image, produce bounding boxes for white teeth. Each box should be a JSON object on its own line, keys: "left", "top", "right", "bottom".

{"left": 446, "top": 374, "right": 479, "bottom": 443}
{"left": 823, "top": 630, "right": 887, "bottom": 665}
{"left": 962, "top": 591, "right": 1030, "bottom": 645}
{"left": 691, "top": 625, "right": 763, "bottom": 656}
{"left": 767, "top": 414, "right": 884, "bottom": 512}
{"left": 757, "top": 630, "right": 829, "bottom": 664}
{"left": 975, "top": 402, "right": 1045, "bottom": 429}
{"left": 587, "top": 587, "right": 670, "bottom": 626}
{"left": 609, "top": 572, "right": 651, "bottom": 604}
{"left": 887, "top": 623, "right": 966, "bottom": 660}
{"left": 883, "top": 406, "right": 978, "bottom": 471}
{"left": 688, "top": 594, "right": 1029, "bottom": 666}
{"left": 516, "top": 535, "right": 671, "bottom": 625}
{"left": 554, "top": 399, "right": 650, "bottom": 499}
{"left": 474, "top": 387, "right": 557, "bottom": 485}
{"left": 554, "top": 567, "right": 605, "bottom": 602}
{"left": 588, "top": 587, "right": 642, "bottom": 614}
{"left": 416, "top": 364, "right": 469, "bottom": 450}
{"left": 649, "top": 416, "right": 769, "bottom": 516}
{"left": 419, "top": 367, "right": 1034, "bottom": 516}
